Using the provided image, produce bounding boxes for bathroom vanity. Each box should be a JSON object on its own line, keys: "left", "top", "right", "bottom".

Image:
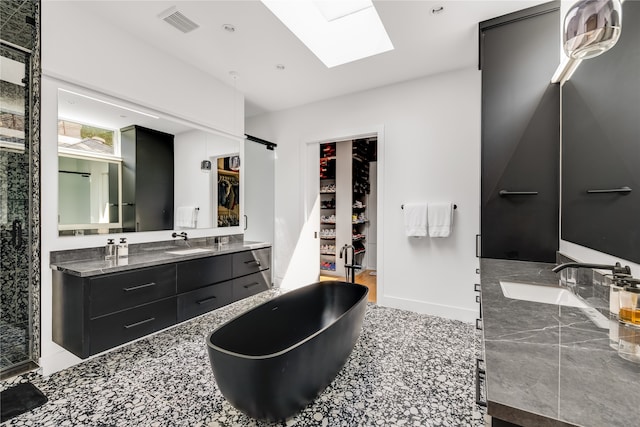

{"left": 477, "top": 258, "right": 640, "bottom": 427}
{"left": 51, "top": 241, "right": 271, "bottom": 359}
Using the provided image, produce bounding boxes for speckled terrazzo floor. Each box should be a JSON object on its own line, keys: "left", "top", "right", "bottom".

{"left": 1, "top": 290, "right": 484, "bottom": 426}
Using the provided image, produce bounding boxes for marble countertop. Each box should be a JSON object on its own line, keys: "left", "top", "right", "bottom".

{"left": 480, "top": 258, "right": 640, "bottom": 427}
{"left": 51, "top": 241, "right": 271, "bottom": 277}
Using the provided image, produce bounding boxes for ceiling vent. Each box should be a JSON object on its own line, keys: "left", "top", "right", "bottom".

{"left": 158, "top": 6, "right": 199, "bottom": 34}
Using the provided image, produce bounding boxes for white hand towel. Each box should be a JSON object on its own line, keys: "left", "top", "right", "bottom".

{"left": 176, "top": 206, "right": 198, "bottom": 228}
{"left": 428, "top": 202, "right": 454, "bottom": 237}
{"left": 403, "top": 203, "right": 428, "bottom": 237}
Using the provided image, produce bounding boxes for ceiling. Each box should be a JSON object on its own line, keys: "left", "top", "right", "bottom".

{"left": 75, "top": 0, "right": 548, "bottom": 118}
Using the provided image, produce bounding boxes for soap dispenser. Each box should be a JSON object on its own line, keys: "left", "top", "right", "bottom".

{"left": 105, "top": 238, "right": 116, "bottom": 260}
{"left": 118, "top": 237, "right": 128, "bottom": 258}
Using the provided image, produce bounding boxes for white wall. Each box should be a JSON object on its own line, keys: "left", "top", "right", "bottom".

{"left": 367, "top": 161, "right": 378, "bottom": 270}
{"left": 41, "top": 1, "right": 243, "bottom": 137}
{"left": 40, "top": 2, "right": 244, "bottom": 374}
{"left": 174, "top": 130, "right": 241, "bottom": 229}
{"left": 247, "top": 67, "right": 481, "bottom": 322}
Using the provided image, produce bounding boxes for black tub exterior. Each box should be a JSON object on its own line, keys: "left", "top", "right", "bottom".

{"left": 206, "top": 281, "right": 368, "bottom": 421}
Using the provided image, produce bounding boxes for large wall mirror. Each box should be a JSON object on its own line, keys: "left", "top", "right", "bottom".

{"left": 561, "top": 0, "right": 639, "bottom": 263}
{"left": 57, "top": 86, "right": 242, "bottom": 236}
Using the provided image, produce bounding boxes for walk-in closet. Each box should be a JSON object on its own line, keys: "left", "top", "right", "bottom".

{"left": 319, "top": 138, "right": 377, "bottom": 301}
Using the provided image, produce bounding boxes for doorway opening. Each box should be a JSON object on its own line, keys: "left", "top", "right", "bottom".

{"left": 318, "top": 137, "right": 377, "bottom": 302}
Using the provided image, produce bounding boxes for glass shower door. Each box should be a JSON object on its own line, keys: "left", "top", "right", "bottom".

{"left": 0, "top": 43, "right": 34, "bottom": 375}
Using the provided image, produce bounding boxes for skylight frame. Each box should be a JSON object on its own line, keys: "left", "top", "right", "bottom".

{"left": 261, "top": 0, "right": 394, "bottom": 68}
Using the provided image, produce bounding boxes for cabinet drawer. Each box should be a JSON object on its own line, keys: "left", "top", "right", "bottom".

{"left": 177, "top": 254, "right": 233, "bottom": 293}
{"left": 232, "top": 270, "right": 271, "bottom": 300}
{"left": 90, "top": 265, "right": 176, "bottom": 318}
{"left": 233, "top": 248, "right": 270, "bottom": 278}
{"left": 90, "top": 297, "right": 176, "bottom": 355}
{"left": 177, "top": 280, "right": 233, "bottom": 322}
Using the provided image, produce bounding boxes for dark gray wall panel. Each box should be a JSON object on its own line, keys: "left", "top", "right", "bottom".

{"left": 561, "top": 1, "right": 640, "bottom": 263}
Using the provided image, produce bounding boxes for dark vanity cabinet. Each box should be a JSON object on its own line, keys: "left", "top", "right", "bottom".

{"left": 562, "top": 1, "right": 640, "bottom": 263}
{"left": 121, "top": 125, "right": 174, "bottom": 232}
{"left": 53, "top": 247, "right": 271, "bottom": 359}
{"left": 52, "top": 265, "right": 178, "bottom": 358}
{"left": 479, "top": 2, "right": 560, "bottom": 263}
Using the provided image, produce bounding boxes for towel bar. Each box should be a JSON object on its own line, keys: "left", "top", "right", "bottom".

{"left": 401, "top": 204, "right": 457, "bottom": 210}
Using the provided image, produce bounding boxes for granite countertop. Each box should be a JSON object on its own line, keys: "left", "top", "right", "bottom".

{"left": 480, "top": 258, "right": 640, "bottom": 427}
{"left": 51, "top": 240, "right": 271, "bottom": 277}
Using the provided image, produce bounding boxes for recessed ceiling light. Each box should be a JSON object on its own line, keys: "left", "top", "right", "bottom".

{"left": 431, "top": 6, "right": 444, "bottom": 15}
{"left": 261, "top": 0, "right": 394, "bottom": 68}
{"left": 222, "top": 24, "right": 236, "bottom": 33}
{"left": 276, "top": 64, "right": 286, "bottom": 70}
{"left": 229, "top": 71, "right": 239, "bottom": 79}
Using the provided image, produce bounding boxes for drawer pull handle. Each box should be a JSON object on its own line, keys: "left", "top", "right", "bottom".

{"left": 244, "top": 282, "right": 261, "bottom": 289}
{"left": 197, "top": 296, "right": 218, "bottom": 305}
{"left": 586, "top": 186, "right": 632, "bottom": 194}
{"left": 123, "top": 282, "right": 157, "bottom": 292}
{"left": 499, "top": 190, "right": 538, "bottom": 196}
{"left": 244, "top": 259, "right": 261, "bottom": 266}
{"left": 124, "top": 317, "right": 155, "bottom": 329}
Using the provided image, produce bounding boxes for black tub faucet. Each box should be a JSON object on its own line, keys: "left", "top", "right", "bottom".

{"left": 552, "top": 261, "right": 631, "bottom": 278}
{"left": 172, "top": 232, "right": 188, "bottom": 241}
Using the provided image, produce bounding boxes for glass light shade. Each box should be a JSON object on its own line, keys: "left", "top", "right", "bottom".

{"left": 564, "top": 0, "right": 622, "bottom": 60}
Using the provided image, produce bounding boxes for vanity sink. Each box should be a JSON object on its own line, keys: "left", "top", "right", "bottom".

{"left": 499, "top": 281, "right": 589, "bottom": 308}
{"left": 166, "top": 248, "right": 213, "bottom": 255}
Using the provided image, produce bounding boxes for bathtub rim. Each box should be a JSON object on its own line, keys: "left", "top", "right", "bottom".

{"left": 206, "top": 280, "right": 368, "bottom": 360}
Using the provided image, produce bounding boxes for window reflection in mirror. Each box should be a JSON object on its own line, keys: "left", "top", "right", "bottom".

{"left": 58, "top": 155, "right": 122, "bottom": 233}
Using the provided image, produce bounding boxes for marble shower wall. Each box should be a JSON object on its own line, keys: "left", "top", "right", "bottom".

{"left": 0, "top": 0, "right": 41, "bottom": 368}
{"left": 0, "top": 151, "right": 30, "bottom": 326}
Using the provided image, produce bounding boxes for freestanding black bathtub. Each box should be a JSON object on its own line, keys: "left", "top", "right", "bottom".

{"left": 206, "top": 280, "right": 368, "bottom": 421}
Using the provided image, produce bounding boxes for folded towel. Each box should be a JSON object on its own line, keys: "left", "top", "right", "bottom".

{"left": 428, "top": 202, "right": 454, "bottom": 237}
{"left": 176, "top": 206, "right": 198, "bottom": 228}
{"left": 403, "top": 203, "right": 428, "bottom": 237}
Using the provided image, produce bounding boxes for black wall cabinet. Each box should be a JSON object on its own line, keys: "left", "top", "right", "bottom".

{"left": 480, "top": 2, "right": 560, "bottom": 263}
{"left": 121, "top": 125, "right": 174, "bottom": 232}
{"left": 562, "top": 1, "right": 640, "bottom": 263}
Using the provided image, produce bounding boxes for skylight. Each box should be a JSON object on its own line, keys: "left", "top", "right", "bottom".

{"left": 261, "top": 0, "right": 394, "bottom": 68}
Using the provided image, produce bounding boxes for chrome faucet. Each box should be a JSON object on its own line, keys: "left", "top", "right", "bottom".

{"left": 172, "top": 232, "right": 188, "bottom": 241}
{"left": 552, "top": 261, "right": 631, "bottom": 279}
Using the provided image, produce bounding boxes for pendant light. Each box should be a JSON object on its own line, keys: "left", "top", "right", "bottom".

{"left": 564, "top": 0, "right": 622, "bottom": 60}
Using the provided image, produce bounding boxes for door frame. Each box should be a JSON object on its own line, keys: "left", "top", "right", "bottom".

{"left": 302, "top": 125, "right": 385, "bottom": 303}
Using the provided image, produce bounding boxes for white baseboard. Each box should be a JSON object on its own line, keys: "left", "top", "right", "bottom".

{"left": 39, "top": 348, "right": 83, "bottom": 376}
{"left": 378, "top": 295, "right": 478, "bottom": 323}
